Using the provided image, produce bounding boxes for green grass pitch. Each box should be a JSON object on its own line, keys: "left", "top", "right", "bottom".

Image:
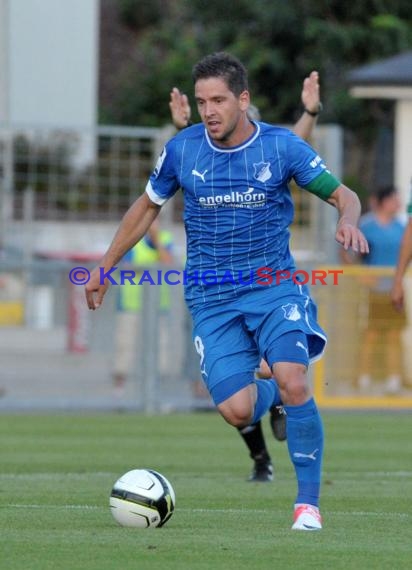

{"left": 1, "top": 412, "right": 411, "bottom": 570}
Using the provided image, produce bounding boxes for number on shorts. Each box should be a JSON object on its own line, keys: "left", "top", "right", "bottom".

{"left": 194, "top": 335, "right": 205, "bottom": 365}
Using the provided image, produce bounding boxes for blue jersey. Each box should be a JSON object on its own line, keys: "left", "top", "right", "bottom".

{"left": 146, "top": 121, "right": 329, "bottom": 307}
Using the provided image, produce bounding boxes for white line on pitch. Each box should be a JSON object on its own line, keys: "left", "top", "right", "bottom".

{"left": 2, "top": 505, "right": 410, "bottom": 518}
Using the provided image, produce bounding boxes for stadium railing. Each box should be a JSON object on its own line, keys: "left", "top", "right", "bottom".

{"left": 0, "top": 261, "right": 411, "bottom": 411}
{"left": 312, "top": 265, "right": 412, "bottom": 408}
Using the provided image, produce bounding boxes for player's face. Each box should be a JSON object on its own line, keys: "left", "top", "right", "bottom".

{"left": 195, "top": 77, "right": 251, "bottom": 147}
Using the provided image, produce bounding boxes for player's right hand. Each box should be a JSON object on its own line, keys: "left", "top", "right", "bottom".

{"left": 169, "top": 87, "right": 191, "bottom": 130}
{"left": 85, "top": 266, "right": 109, "bottom": 310}
{"left": 335, "top": 222, "right": 369, "bottom": 254}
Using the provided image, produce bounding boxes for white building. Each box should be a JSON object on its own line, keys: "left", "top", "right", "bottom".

{"left": 348, "top": 50, "right": 412, "bottom": 211}
{"left": 0, "top": 0, "right": 100, "bottom": 243}
{"left": 0, "top": 0, "right": 99, "bottom": 132}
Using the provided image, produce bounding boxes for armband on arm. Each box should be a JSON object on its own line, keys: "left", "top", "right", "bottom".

{"left": 305, "top": 170, "right": 341, "bottom": 200}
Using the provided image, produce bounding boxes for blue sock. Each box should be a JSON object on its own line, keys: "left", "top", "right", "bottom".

{"left": 251, "top": 379, "right": 282, "bottom": 424}
{"left": 283, "top": 398, "right": 324, "bottom": 507}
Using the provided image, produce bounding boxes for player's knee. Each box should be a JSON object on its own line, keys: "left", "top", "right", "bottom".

{"left": 226, "top": 411, "right": 254, "bottom": 429}
{"left": 215, "top": 384, "right": 255, "bottom": 427}
{"left": 217, "top": 401, "right": 253, "bottom": 428}
{"left": 283, "top": 379, "right": 309, "bottom": 405}
{"left": 273, "top": 363, "right": 309, "bottom": 405}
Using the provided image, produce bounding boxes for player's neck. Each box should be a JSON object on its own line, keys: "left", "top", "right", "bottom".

{"left": 213, "top": 116, "right": 256, "bottom": 148}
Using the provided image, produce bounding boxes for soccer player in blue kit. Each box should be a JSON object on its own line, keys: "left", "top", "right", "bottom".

{"left": 169, "top": 70, "right": 323, "bottom": 484}
{"left": 86, "top": 52, "right": 368, "bottom": 530}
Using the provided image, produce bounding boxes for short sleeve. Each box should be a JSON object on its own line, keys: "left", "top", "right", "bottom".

{"left": 145, "top": 142, "right": 181, "bottom": 205}
{"left": 285, "top": 133, "right": 331, "bottom": 189}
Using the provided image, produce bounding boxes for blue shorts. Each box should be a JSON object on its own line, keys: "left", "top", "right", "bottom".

{"left": 190, "top": 281, "right": 327, "bottom": 405}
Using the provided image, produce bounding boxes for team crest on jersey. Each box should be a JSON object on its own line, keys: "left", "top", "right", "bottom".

{"left": 282, "top": 303, "right": 301, "bottom": 321}
{"left": 253, "top": 162, "right": 272, "bottom": 183}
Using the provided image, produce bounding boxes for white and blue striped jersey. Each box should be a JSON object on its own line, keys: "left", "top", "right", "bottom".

{"left": 146, "top": 121, "right": 329, "bottom": 306}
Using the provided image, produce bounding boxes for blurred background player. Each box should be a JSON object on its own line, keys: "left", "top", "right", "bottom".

{"left": 168, "top": 71, "right": 323, "bottom": 481}
{"left": 392, "top": 181, "right": 412, "bottom": 312}
{"left": 112, "top": 218, "right": 174, "bottom": 396}
{"left": 342, "top": 185, "right": 407, "bottom": 393}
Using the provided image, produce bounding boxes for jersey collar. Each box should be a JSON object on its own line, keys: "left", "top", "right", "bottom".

{"left": 204, "top": 121, "right": 260, "bottom": 153}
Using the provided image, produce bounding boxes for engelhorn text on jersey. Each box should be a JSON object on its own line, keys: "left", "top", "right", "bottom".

{"left": 198, "top": 187, "right": 266, "bottom": 208}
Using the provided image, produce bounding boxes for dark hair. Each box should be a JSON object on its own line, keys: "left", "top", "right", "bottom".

{"left": 192, "top": 52, "right": 248, "bottom": 97}
{"left": 371, "top": 185, "right": 398, "bottom": 205}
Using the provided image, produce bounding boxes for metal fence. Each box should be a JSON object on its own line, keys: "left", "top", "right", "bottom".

{"left": 6, "top": 121, "right": 405, "bottom": 412}
{"left": 0, "top": 258, "right": 205, "bottom": 412}
{"left": 1, "top": 260, "right": 411, "bottom": 411}
{"left": 0, "top": 123, "right": 175, "bottom": 224}
{"left": 312, "top": 266, "right": 412, "bottom": 408}
{"left": 0, "top": 123, "right": 342, "bottom": 261}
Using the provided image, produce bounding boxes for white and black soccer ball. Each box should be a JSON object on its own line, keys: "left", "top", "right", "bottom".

{"left": 109, "top": 469, "right": 175, "bottom": 528}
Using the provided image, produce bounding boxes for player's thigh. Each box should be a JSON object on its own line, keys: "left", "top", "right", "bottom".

{"left": 191, "top": 308, "right": 259, "bottom": 404}
{"left": 250, "top": 289, "right": 326, "bottom": 364}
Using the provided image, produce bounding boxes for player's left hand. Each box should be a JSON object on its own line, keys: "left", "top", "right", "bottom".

{"left": 335, "top": 223, "right": 369, "bottom": 254}
{"left": 301, "top": 71, "right": 321, "bottom": 114}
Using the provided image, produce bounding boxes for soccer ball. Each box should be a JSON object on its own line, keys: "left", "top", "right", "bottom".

{"left": 109, "top": 469, "right": 175, "bottom": 528}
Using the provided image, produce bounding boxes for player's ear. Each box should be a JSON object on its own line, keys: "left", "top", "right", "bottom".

{"left": 239, "top": 90, "right": 250, "bottom": 111}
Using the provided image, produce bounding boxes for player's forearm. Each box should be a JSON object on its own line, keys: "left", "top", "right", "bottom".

{"left": 292, "top": 113, "right": 317, "bottom": 142}
{"left": 393, "top": 221, "right": 412, "bottom": 283}
{"left": 100, "top": 194, "right": 160, "bottom": 270}
{"left": 328, "top": 185, "right": 361, "bottom": 227}
{"left": 326, "top": 185, "right": 369, "bottom": 254}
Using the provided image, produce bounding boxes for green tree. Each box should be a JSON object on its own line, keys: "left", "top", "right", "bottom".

{"left": 102, "top": 0, "right": 412, "bottom": 130}
{"left": 99, "top": 0, "right": 412, "bottom": 195}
